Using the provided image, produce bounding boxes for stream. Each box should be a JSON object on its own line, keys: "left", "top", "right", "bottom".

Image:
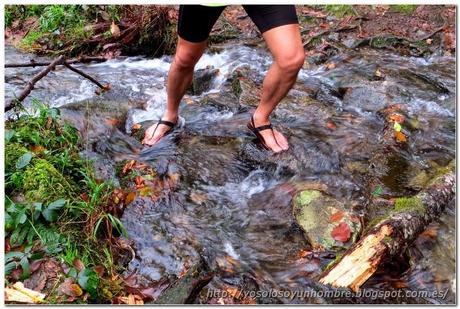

{"left": 4, "top": 43, "right": 456, "bottom": 304}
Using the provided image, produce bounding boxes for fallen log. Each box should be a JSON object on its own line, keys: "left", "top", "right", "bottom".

{"left": 5, "top": 56, "right": 107, "bottom": 68}
{"left": 319, "top": 167, "right": 455, "bottom": 292}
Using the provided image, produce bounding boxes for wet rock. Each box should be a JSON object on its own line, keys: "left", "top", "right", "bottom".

{"left": 153, "top": 258, "right": 214, "bottom": 304}
{"left": 189, "top": 66, "right": 220, "bottom": 95}
{"left": 80, "top": 150, "right": 120, "bottom": 186}
{"left": 292, "top": 190, "right": 361, "bottom": 250}
{"left": 315, "top": 83, "right": 343, "bottom": 109}
{"left": 239, "top": 134, "right": 340, "bottom": 176}
{"left": 342, "top": 83, "right": 389, "bottom": 112}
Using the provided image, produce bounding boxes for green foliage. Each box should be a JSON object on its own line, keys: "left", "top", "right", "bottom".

{"left": 5, "top": 101, "right": 128, "bottom": 303}
{"left": 390, "top": 5, "right": 417, "bottom": 14}
{"left": 324, "top": 5, "right": 356, "bottom": 17}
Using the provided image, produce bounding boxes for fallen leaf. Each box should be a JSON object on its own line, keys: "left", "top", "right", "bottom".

{"left": 131, "top": 123, "right": 141, "bottom": 130}
{"left": 73, "top": 259, "right": 85, "bottom": 272}
{"left": 426, "top": 38, "right": 432, "bottom": 45}
{"left": 393, "top": 122, "right": 402, "bottom": 132}
{"left": 375, "top": 68, "right": 383, "bottom": 77}
{"left": 125, "top": 192, "right": 137, "bottom": 205}
{"left": 388, "top": 113, "right": 405, "bottom": 123}
{"left": 329, "top": 211, "right": 344, "bottom": 222}
{"left": 394, "top": 131, "right": 407, "bottom": 142}
{"left": 325, "top": 62, "right": 336, "bottom": 70}
{"left": 122, "top": 160, "right": 136, "bottom": 174}
{"left": 110, "top": 21, "right": 121, "bottom": 38}
{"left": 326, "top": 120, "right": 337, "bottom": 130}
{"left": 94, "top": 265, "right": 105, "bottom": 277}
{"left": 60, "top": 278, "right": 83, "bottom": 297}
{"left": 331, "top": 222, "right": 351, "bottom": 242}
{"left": 420, "top": 226, "right": 438, "bottom": 239}
{"left": 30, "top": 145, "right": 45, "bottom": 153}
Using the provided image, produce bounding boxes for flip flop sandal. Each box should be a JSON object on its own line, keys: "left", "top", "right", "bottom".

{"left": 247, "top": 116, "right": 281, "bottom": 151}
{"left": 145, "top": 116, "right": 185, "bottom": 144}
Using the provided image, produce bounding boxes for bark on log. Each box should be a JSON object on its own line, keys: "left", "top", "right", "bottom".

{"left": 319, "top": 169, "right": 455, "bottom": 292}
{"left": 5, "top": 56, "right": 107, "bottom": 68}
{"left": 5, "top": 56, "right": 65, "bottom": 112}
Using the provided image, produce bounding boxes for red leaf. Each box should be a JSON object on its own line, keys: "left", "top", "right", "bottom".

{"left": 331, "top": 222, "right": 351, "bottom": 242}
{"left": 329, "top": 211, "right": 344, "bottom": 222}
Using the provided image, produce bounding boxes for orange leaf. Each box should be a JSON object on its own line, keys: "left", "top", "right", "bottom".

{"left": 394, "top": 131, "right": 407, "bottom": 142}
{"left": 388, "top": 113, "right": 405, "bottom": 123}
{"left": 122, "top": 160, "right": 136, "bottom": 174}
{"left": 30, "top": 145, "right": 45, "bottom": 153}
{"left": 135, "top": 176, "right": 144, "bottom": 186}
{"left": 125, "top": 192, "right": 137, "bottom": 204}
{"left": 331, "top": 222, "right": 351, "bottom": 242}
{"left": 131, "top": 123, "right": 141, "bottom": 130}
{"left": 329, "top": 211, "right": 344, "bottom": 222}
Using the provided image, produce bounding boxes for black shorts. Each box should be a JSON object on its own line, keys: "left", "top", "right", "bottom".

{"left": 177, "top": 5, "right": 299, "bottom": 43}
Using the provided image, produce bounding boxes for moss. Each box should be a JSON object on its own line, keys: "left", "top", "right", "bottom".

{"left": 5, "top": 143, "right": 29, "bottom": 172}
{"left": 296, "top": 190, "right": 322, "bottom": 206}
{"left": 393, "top": 196, "right": 424, "bottom": 215}
{"left": 230, "top": 75, "right": 242, "bottom": 98}
{"left": 22, "top": 158, "right": 75, "bottom": 202}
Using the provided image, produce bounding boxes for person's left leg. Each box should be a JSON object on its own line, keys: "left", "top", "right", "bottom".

{"left": 244, "top": 6, "right": 304, "bottom": 152}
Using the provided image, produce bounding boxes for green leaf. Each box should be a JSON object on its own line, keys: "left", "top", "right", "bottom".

{"left": 78, "top": 269, "right": 99, "bottom": 297}
{"left": 16, "top": 211, "right": 28, "bottom": 226}
{"left": 393, "top": 122, "right": 402, "bottom": 132}
{"left": 16, "top": 152, "right": 33, "bottom": 169}
{"left": 5, "top": 251, "right": 24, "bottom": 263}
{"left": 20, "top": 256, "right": 30, "bottom": 279}
{"left": 5, "top": 262, "right": 17, "bottom": 275}
{"left": 5, "top": 129, "right": 15, "bottom": 142}
{"left": 372, "top": 185, "right": 383, "bottom": 197}
{"left": 42, "top": 199, "right": 66, "bottom": 222}
{"left": 5, "top": 213, "right": 14, "bottom": 230}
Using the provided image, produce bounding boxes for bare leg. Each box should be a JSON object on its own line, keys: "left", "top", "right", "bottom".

{"left": 252, "top": 24, "right": 304, "bottom": 153}
{"left": 143, "top": 38, "right": 207, "bottom": 146}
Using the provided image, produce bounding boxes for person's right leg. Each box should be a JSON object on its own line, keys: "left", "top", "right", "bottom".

{"left": 143, "top": 5, "right": 225, "bottom": 146}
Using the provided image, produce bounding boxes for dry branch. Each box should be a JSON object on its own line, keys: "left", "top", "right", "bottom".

{"left": 5, "top": 56, "right": 107, "bottom": 68}
{"left": 319, "top": 169, "right": 455, "bottom": 292}
{"left": 5, "top": 56, "right": 108, "bottom": 112}
{"left": 5, "top": 55, "right": 65, "bottom": 112}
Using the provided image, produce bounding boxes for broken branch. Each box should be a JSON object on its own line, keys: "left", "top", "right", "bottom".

{"left": 319, "top": 168, "right": 455, "bottom": 292}
{"left": 5, "top": 55, "right": 65, "bottom": 112}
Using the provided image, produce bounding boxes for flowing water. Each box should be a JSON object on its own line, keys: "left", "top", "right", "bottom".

{"left": 4, "top": 44, "right": 456, "bottom": 304}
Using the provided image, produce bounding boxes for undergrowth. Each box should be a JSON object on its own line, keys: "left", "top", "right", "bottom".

{"left": 5, "top": 101, "right": 128, "bottom": 303}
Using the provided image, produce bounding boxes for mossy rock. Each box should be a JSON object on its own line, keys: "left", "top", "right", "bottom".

{"left": 292, "top": 190, "right": 361, "bottom": 250}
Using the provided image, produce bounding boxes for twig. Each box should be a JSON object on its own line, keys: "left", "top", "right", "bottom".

{"left": 63, "top": 61, "right": 106, "bottom": 90}
{"left": 5, "top": 56, "right": 107, "bottom": 68}
{"left": 5, "top": 56, "right": 65, "bottom": 112}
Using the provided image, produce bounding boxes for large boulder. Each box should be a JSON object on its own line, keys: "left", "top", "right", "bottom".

{"left": 292, "top": 190, "right": 361, "bottom": 250}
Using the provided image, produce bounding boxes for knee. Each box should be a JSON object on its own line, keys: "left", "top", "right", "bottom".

{"left": 276, "top": 48, "right": 305, "bottom": 74}
{"left": 173, "top": 50, "right": 200, "bottom": 71}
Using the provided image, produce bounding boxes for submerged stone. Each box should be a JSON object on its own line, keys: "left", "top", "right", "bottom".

{"left": 292, "top": 190, "right": 361, "bottom": 250}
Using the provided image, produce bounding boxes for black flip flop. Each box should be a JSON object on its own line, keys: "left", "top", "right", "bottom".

{"left": 145, "top": 118, "right": 182, "bottom": 145}
{"left": 247, "top": 116, "right": 281, "bottom": 150}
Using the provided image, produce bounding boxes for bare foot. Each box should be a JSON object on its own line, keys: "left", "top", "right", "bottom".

{"left": 252, "top": 116, "right": 289, "bottom": 153}
{"left": 142, "top": 115, "right": 178, "bottom": 146}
